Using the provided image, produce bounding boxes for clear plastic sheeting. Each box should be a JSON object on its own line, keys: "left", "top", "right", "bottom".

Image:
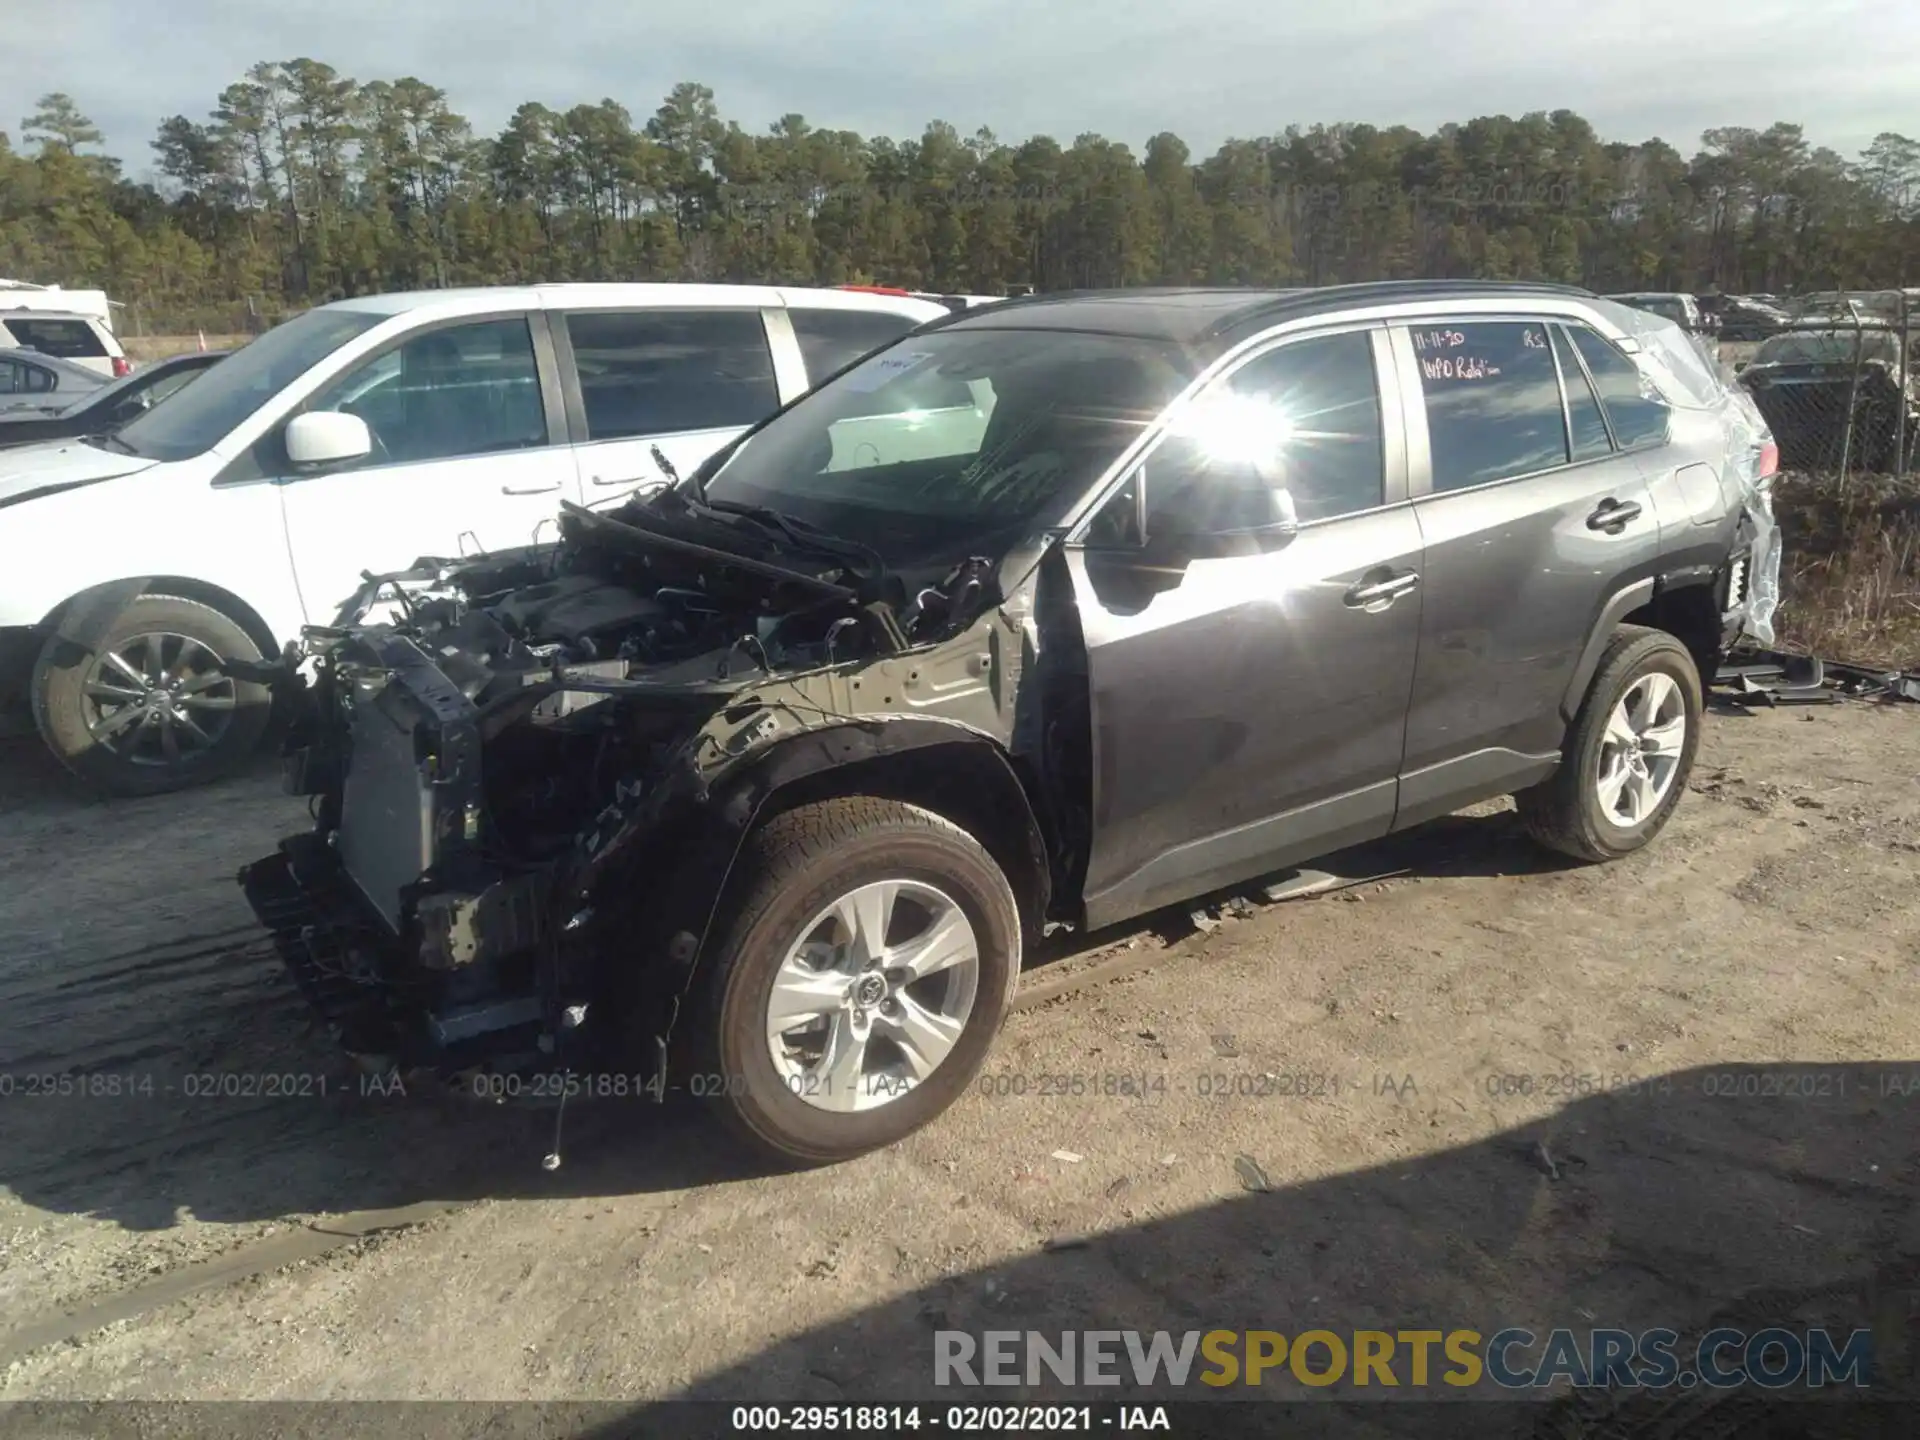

{"left": 1591, "top": 298, "right": 1782, "bottom": 647}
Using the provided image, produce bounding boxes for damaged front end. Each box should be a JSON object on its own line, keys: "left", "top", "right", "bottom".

{"left": 238, "top": 492, "right": 1034, "bottom": 1091}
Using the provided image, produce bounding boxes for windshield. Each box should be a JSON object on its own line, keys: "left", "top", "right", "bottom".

{"left": 699, "top": 327, "right": 1196, "bottom": 564}
{"left": 112, "top": 308, "right": 385, "bottom": 462}
{"left": 1753, "top": 329, "right": 1900, "bottom": 366}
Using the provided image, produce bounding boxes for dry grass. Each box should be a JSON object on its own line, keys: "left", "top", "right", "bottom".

{"left": 122, "top": 334, "right": 250, "bottom": 363}
{"left": 1771, "top": 471, "right": 1920, "bottom": 669}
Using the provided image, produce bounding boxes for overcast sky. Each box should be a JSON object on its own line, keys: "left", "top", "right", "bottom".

{"left": 12, "top": 0, "right": 1918, "bottom": 176}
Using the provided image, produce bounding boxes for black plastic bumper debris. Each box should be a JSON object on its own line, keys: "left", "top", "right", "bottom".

{"left": 1714, "top": 648, "right": 1920, "bottom": 706}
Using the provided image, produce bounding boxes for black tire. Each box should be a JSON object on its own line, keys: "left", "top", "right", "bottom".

{"left": 1517, "top": 624, "right": 1703, "bottom": 864}
{"left": 693, "top": 796, "right": 1022, "bottom": 1165}
{"left": 32, "top": 593, "right": 273, "bottom": 798}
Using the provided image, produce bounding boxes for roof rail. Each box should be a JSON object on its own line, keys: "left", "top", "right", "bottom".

{"left": 1209, "top": 278, "right": 1598, "bottom": 339}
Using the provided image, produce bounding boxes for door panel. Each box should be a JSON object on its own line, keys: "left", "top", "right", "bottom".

{"left": 1070, "top": 508, "right": 1424, "bottom": 927}
{"left": 277, "top": 315, "right": 577, "bottom": 625}
{"left": 1397, "top": 319, "right": 1665, "bottom": 812}
{"left": 1067, "top": 325, "right": 1421, "bottom": 931}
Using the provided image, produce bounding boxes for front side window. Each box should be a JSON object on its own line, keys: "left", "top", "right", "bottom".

{"left": 2, "top": 318, "right": 109, "bottom": 358}
{"left": 565, "top": 309, "right": 777, "bottom": 439}
{"left": 790, "top": 307, "right": 923, "bottom": 384}
{"left": 702, "top": 326, "right": 1194, "bottom": 564}
{"left": 137, "top": 366, "right": 206, "bottom": 410}
{"left": 115, "top": 306, "right": 386, "bottom": 462}
{"left": 0, "top": 361, "right": 18, "bottom": 395}
{"left": 1124, "top": 329, "right": 1386, "bottom": 539}
{"left": 1569, "top": 325, "right": 1671, "bottom": 450}
{"left": 1413, "top": 321, "right": 1568, "bottom": 492}
{"left": 305, "top": 317, "right": 547, "bottom": 467}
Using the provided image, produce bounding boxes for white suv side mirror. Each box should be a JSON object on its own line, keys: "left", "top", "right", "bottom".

{"left": 286, "top": 410, "right": 372, "bottom": 468}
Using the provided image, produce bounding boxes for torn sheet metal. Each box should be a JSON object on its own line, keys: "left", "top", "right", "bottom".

{"left": 1595, "top": 299, "right": 1783, "bottom": 647}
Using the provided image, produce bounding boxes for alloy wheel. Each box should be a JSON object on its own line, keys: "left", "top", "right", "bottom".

{"left": 764, "top": 879, "right": 981, "bottom": 1113}
{"left": 79, "top": 631, "right": 240, "bottom": 768}
{"left": 1594, "top": 670, "right": 1687, "bottom": 827}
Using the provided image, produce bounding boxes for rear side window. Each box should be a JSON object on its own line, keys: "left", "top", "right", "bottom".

{"left": 790, "top": 308, "right": 920, "bottom": 384}
{"left": 564, "top": 309, "right": 778, "bottom": 439}
{"left": 3, "top": 318, "right": 108, "bottom": 358}
{"left": 1412, "top": 321, "right": 1568, "bottom": 492}
{"left": 1552, "top": 326, "right": 1614, "bottom": 462}
{"left": 0, "top": 360, "right": 58, "bottom": 394}
{"left": 1569, "top": 326, "right": 1670, "bottom": 450}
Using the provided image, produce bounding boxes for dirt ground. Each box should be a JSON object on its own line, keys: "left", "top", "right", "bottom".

{"left": 0, "top": 696, "right": 1916, "bottom": 1419}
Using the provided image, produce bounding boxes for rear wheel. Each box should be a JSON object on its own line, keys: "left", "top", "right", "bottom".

{"left": 1518, "top": 625, "right": 1703, "bottom": 863}
{"left": 694, "top": 796, "right": 1021, "bottom": 1165}
{"left": 32, "top": 593, "right": 272, "bottom": 797}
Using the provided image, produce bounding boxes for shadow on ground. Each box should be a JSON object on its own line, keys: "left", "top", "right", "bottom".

{"left": 0, "top": 781, "right": 1585, "bottom": 1239}
{"left": 581, "top": 1060, "right": 1919, "bottom": 1439}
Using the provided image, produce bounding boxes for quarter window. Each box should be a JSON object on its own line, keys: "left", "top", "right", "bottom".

{"left": 564, "top": 309, "right": 778, "bottom": 439}
{"left": 305, "top": 317, "right": 547, "bottom": 466}
{"left": 1413, "top": 321, "right": 1568, "bottom": 492}
{"left": 1568, "top": 325, "right": 1671, "bottom": 450}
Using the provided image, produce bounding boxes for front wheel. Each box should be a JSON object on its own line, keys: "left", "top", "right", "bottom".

{"left": 1518, "top": 625, "right": 1703, "bottom": 863}
{"left": 31, "top": 593, "right": 273, "bottom": 797}
{"left": 694, "top": 796, "right": 1022, "bottom": 1165}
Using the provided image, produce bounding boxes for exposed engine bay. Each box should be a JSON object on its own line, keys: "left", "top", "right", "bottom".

{"left": 238, "top": 485, "right": 1044, "bottom": 1090}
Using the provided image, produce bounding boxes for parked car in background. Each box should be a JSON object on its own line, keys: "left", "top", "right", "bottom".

{"left": 0, "top": 283, "right": 948, "bottom": 794}
{"left": 1737, "top": 322, "right": 1919, "bottom": 470}
{"left": 0, "top": 350, "right": 228, "bottom": 450}
{"left": 0, "top": 350, "right": 108, "bottom": 410}
{"left": 237, "top": 281, "right": 1778, "bottom": 1163}
{"left": 1607, "top": 292, "right": 1715, "bottom": 336}
{"left": 835, "top": 285, "right": 1006, "bottom": 313}
{"left": 0, "top": 280, "right": 116, "bottom": 328}
{"left": 1710, "top": 296, "right": 1791, "bottom": 343}
{"left": 0, "top": 310, "right": 130, "bottom": 378}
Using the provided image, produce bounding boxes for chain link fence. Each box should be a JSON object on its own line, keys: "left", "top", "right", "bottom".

{"left": 1729, "top": 289, "right": 1917, "bottom": 479}
{"left": 1739, "top": 290, "right": 1920, "bottom": 668}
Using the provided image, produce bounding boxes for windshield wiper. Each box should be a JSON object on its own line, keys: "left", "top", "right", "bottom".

{"left": 83, "top": 433, "right": 139, "bottom": 455}
{"left": 700, "top": 498, "right": 886, "bottom": 579}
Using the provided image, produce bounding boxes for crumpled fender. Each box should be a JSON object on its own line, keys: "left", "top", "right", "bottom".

{"left": 556, "top": 713, "right": 1047, "bottom": 1059}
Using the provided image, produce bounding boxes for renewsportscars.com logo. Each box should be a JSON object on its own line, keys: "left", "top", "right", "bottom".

{"left": 934, "top": 1327, "right": 1874, "bottom": 1391}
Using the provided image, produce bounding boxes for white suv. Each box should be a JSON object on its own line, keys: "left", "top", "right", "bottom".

{"left": 0, "top": 310, "right": 131, "bottom": 379}
{"left": 0, "top": 283, "right": 947, "bottom": 794}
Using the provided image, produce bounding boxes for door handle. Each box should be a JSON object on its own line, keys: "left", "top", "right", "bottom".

{"left": 502, "top": 482, "right": 561, "bottom": 496}
{"left": 590, "top": 474, "right": 637, "bottom": 487}
{"left": 1587, "top": 498, "right": 1643, "bottom": 532}
{"left": 1343, "top": 570, "right": 1420, "bottom": 608}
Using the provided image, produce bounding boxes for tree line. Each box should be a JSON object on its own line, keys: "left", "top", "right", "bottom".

{"left": 1, "top": 66, "right": 1917, "bottom": 333}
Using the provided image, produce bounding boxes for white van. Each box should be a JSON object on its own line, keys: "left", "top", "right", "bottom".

{"left": 0, "top": 283, "right": 947, "bottom": 793}
{"left": 0, "top": 309, "right": 131, "bottom": 379}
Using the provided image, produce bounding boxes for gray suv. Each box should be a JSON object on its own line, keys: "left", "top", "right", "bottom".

{"left": 239, "top": 282, "right": 1778, "bottom": 1164}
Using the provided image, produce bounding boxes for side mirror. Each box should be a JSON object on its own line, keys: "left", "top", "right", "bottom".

{"left": 286, "top": 410, "right": 372, "bottom": 469}
{"left": 1153, "top": 481, "right": 1299, "bottom": 561}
